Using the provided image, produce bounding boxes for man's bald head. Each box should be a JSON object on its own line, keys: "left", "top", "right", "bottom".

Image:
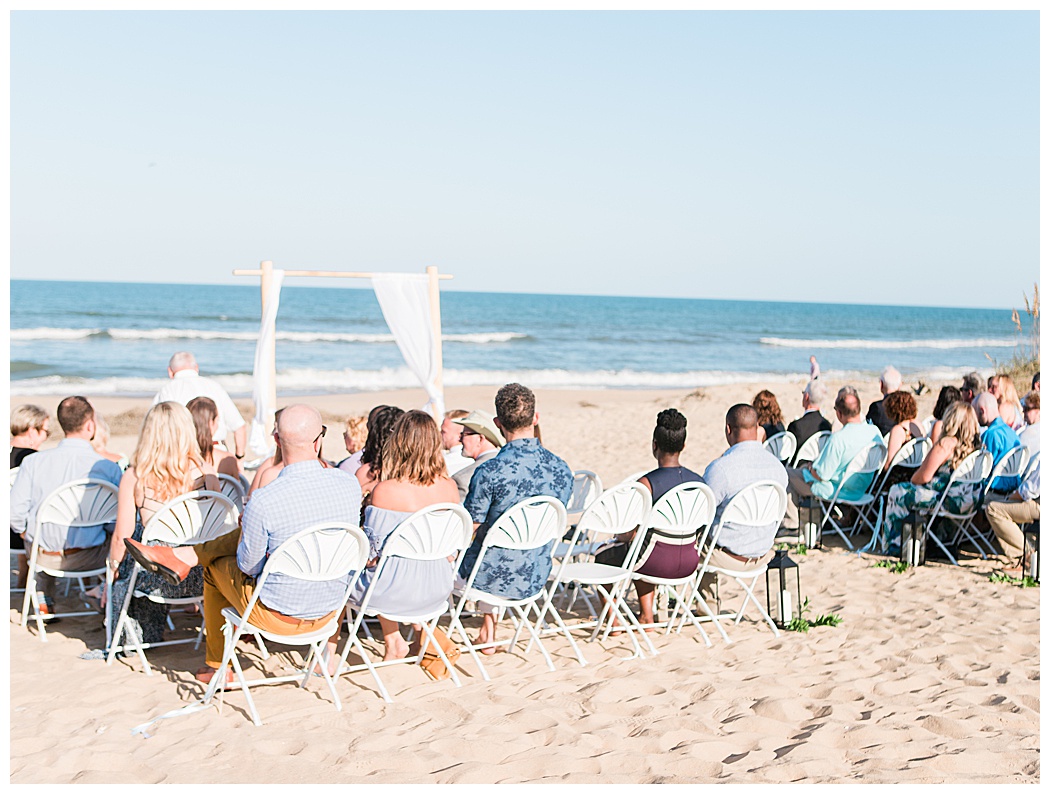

{"left": 168, "top": 351, "right": 198, "bottom": 374}
{"left": 974, "top": 392, "right": 999, "bottom": 426}
{"left": 725, "top": 403, "right": 759, "bottom": 445}
{"left": 834, "top": 391, "right": 862, "bottom": 421}
{"left": 277, "top": 404, "right": 324, "bottom": 463}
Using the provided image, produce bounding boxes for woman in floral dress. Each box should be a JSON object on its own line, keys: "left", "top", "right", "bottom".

{"left": 885, "top": 401, "right": 982, "bottom": 555}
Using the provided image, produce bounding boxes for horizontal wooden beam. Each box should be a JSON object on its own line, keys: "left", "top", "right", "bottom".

{"left": 232, "top": 268, "right": 453, "bottom": 280}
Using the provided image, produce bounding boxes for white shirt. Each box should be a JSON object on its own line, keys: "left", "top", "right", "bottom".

{"left": 443, "top": 445, "right": 473, "bottom": 476}
{"left": 152, "top": 369, "right": 245, "bottom": 443}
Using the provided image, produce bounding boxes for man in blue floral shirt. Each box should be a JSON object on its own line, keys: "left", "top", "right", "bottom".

{"left": 459, "top": 383, "right": 573, "bottom": 649}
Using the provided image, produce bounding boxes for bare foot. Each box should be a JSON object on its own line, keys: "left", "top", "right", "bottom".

{"left": 474, "top": 631, "right": 498, "bottom": 655}
{"left": 383, "top": 634, "right": 410, "bottom": 662}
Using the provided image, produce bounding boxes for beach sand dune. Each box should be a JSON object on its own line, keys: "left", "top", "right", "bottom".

{"left": 9, "top": 382, "right": 1040, "bottom": 783}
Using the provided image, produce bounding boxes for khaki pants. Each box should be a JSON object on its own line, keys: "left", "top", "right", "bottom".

{"left": 197, "top": 531, "right": 336, "bottom": 668}
{"left": 985, "top": 497, "right": 1040, "bottom": 560}
{"left": 700, "top": 546, "right": 777, "bottom": 605}
{"left": 35, "top": 544, "right": 108, "bottom": 603}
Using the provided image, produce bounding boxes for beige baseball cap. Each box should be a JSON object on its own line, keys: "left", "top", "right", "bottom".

{"left": 452, "top": 409, "right": 504, "bottom": 448}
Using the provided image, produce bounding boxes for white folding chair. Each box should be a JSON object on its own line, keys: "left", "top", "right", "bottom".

{"left": 954, "top": 446, "right": 1030, "bottom": 558}
{"left": 193, "top": 523, "right": 370, "bottom": 726}
{"left": 337, "top": 503, "right": 473, "bottom": 701}
{"left": 812, "top": 441, "right": 887, "bottom": 550}
{"left": 629, "top": 482, "right": 717, "bottom": 643}
{"left": 618, "top": 470, "right": 650, "bottom": 487}
{"left": 792, "top": 430, "right": 830, "bottom": 467}
{"left": 21, "top": 478, "right": 119, "bottom": 642}
{"left": 859, "top": 437, "right": 931, "bottom": 553}
{"left": 914, "top": 450, "right": 993, "bottom": 566}
{"left": 566, "top": 470, "right": 603, "bottom": 525}
{"left": 106, "top": 490, "right": 240, "bottom": 675}
{"left": 445, "top": 497, "right": 576, "bottom": 680}
{"left": 539, "top": 482, "right": 655, "bottom": 661}
{"left": 702, "top": 480, "right": 789, "bottom": 638}
{"left": 215, "top": 473, "right": 246, "bottom": 512}
{"left": 763, "top": 431, "right": 797, "bottom": 465}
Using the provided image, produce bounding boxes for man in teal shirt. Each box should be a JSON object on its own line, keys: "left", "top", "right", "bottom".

{"left": 782, "top": 388, "right": 884, "bottom": 529}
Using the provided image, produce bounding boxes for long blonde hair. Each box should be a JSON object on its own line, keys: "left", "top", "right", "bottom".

{"left": 380, "top": 410, "right": 446, "bottom": 486}
{"left": 940, "top": 401, "right": 979, "bottom": 470}
{"left": 131, "top": 401, "right": 204, "bottom": 503}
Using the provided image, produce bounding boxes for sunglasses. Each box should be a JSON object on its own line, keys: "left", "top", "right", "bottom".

{"left": 314, "top": 425, "right": 327, "bottom": 444}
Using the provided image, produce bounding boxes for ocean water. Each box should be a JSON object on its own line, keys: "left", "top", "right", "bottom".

{"left": 9, "top": 280, "right": 1025, "bottom": 397}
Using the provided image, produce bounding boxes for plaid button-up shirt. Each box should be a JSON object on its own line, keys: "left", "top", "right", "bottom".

{"left": 237, "top": 460, "right": 362, "bottom": 618}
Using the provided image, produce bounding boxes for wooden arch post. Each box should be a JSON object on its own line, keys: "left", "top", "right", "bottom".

{"left": 233, "top": 262, "right": 453, "bottom": 442}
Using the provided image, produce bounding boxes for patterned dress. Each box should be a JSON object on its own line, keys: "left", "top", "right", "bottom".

{"left": 458, "top": 438, "right": 573, "bottom": 600}
{"left": 884, "top": 463, "right": 981, "bottom": 554}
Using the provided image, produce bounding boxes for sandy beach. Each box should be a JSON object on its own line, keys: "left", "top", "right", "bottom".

{"left": 9, "top": 380, "right": 1041, "bottom": 784}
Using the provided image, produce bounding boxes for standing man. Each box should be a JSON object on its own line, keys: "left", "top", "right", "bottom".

{"left": 459, "top": 384, "right": 572, "bottom": 650}
{"left": 152, "top": 352, "right": 246, "bottom": 461}
{"left": 782, "top": 389, "right": 883, "bottom": 530}
{"left": 451, "top": 410, "right": 504, "bottom": 501}
{"left": 865, "top": 366, "right": 902, "bottom": 437}
{"left": 787, "top": 379, "right": 833, "bottom": 450}
{"left": 125, "top": 404, "right": 362, "bottom": 684}
{"left": 10, "top": 397, "right": 123, "bottom": 612}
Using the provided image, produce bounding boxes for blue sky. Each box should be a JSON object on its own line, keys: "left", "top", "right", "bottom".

{"left": 9, "top": 10, "right": 1040, "bottom": 308}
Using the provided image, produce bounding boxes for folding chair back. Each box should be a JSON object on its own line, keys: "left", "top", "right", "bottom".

{"left": 763, "top": 431, "right": 797, "bottom": 465}
{"left": 645, "top": 482, "right": 717, "bottom": 551}
{"left": 918, "top": 449, "right": 993, "bottom": 565}
{"left": 981, "top": 446, "right": 1030, "bottom": 503}
{"left": 108, "top": 490, "right": 240, "bottom": 671}
{"left": 1023, "top": 451, "right": 1040, "bottom": 481}
{"left": 872, "top": 437, "right": 930, "bottom": 495}
{"left": 573, "top": 481, "right": 652, "bottom": 547}
{"left": 792, "top": 430, "right": 830, "bottom": 466}
{"left": 370, "top": 503, "right": 473, "bottom": 568}
{"left": 829, "top": 441, "right": 887, "bottom": 503}
{"left": 566, "top": 470, "right": 603, "bottom": 523}
{"left": 482, "top": 496, "right": 569, "bottom": 553}
{"left": 215, "top": 474, "right": 246, "bottom": 511}
{"left": 22, "top": 478, "right": 120, "bottom": 640}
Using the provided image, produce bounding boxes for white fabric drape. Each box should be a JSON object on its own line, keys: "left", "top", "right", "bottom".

{"left": 371, "top": 273, "right": 445, "bottom": 419}
{"left": 247, "top": 269, "right": 285, "bottom": 459}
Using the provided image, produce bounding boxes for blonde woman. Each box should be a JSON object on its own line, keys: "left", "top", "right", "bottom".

{"left": 104, "top": 401, "right": 219, "bottom": 645}
{"left": 91, "top": 413, "right": 130, "bottom": 471}
{"left": 883, "top": 402, "right": 982, "bottom": 554}
{"left": 990, "top": 374, "right": 1024, "bottom": 431}
{"left": 339, "top": 410, "right": 459, "bottom": 662}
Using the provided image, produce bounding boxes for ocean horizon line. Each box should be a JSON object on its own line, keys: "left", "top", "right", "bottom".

{"left": 8, "top": 277, "right": 1018, "bottom": 314}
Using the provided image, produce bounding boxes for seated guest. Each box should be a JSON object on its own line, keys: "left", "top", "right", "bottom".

{"left": 356, "top": 405, "right": 405, "bottom": 501}
{"left": 125, "top": 404, "right": 363, "bottom": 684}
{"left": 787, "top": 379, "right": 832, "bottom": 450}
{"left": 884, "top": 402, "right": 982, "bottom": 553}
{"left": 928, "top": 385, "right": 962, "bottom": 444}
{"left": 10, "top": 404, "right": 52, "bottom": 588}
{"left": 1019, "top": 391, "right": 1039, "bottom": 454}
{"left": 187, "top": 397, "right": 240, "bottom": 480}
{"left": 866, "top": 366, "right": 902, "bottom": 437}
{"left": 989, "top": 373, "right": 1025, "bottom": 431}
{"left": 440, "top": 409, "right": 473, "bottom": 476}
{"left": 594, "top": 408, "right": 704, "bottom": 626}
{"left": 960, "top": 371, "right": 983, "bottom": 405}
{"left": 985, "top": 454, "right": 1040, "bottom": 576}
{"left": 10, "top": 397, "right": 123, "bottom": 613}
{"left": 105, "top": 402, "right": 221, "bottom": 646}
{"left": 1033, "top": 372, "right": 1040, "bottom": 392}
{"left": 337, "top": 415, "right": 368, "bottom": 474}
{"left": 782, "top": 389, "right": 883, "bottom": 530}
{"left": 11, "top": 404, "right": 51, "bottom": 468}
{"left": 975, "top": 392, "right": 1023, "bottom": 494}
{"left": 450, "top": 410, "right": 504, "bottom": 501}
{"left": 343, "top": 411, "right": 461, "bottom": 661}
{"left": 459, "top": 383, "right": 572, "bottom": 650}
{"left": 699, "top": 404, "right": 788, "bottom": 600}
{"left": 881, "top": 391, "right": 926, "bottom": 484}
{"left": 248, "top": 407, "right": 285, "bottom": 498}
{"left": 752, "top": 390, "right": 785, "bottom": 442}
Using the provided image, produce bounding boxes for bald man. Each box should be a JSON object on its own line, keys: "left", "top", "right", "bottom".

{"left": 782, "top": 389, "right": 883, "bottom": 530}
{"left": 126, "top": 404, "right": 362, "bottom": 685}
{"left": 975, "top": 392, "right": 1022, "bottom": 493}
{"left": 151, "top": 351, "right": 246, "bottom": 460}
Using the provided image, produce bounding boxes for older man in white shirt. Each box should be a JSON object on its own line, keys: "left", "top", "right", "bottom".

{"left": 152, "top": 351, "right": 246, "bottom": 459}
